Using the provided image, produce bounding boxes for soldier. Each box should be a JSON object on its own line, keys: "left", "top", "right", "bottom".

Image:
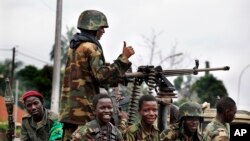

{"left": 71, "top": 94, "right": 123, "bottom": 141}
{"left": 20, "top": 90, "right": 63, "bottom": 141}
{"left": 113, "top": 86, "right": 130, "bottom": 112}
{"left": 169, "top": 104, "right": 179, "bottom": 125}
{"left": 160, "top": 101, "right": 203, "bottom": 141}
{"left": 59, "top": 10, "right": 135, "bottom": 140}
{"left": 123, "top": 94, "right": 160, "bottom": 141}
{"left": 203, "top": 97, "right": 237, "bottom": 141}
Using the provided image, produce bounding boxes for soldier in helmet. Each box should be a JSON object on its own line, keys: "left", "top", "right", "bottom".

{"left": 123, "top": 94, "right": 160, "bottom": 141}
{"left": 203, "top": 97, "right": 237, "bottom": 141}
{"left": 71, "top": 94, "right": 124, "bottom": 141}
{"left": 160, "top": 101, "right": 204, "bottom": 141}
{"left": 59, "top": 10, "right": 135, "bottom": 141}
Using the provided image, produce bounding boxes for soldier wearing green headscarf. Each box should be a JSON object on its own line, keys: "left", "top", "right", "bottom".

{"left": 160, "top": 101, "right": 204, "bottom": 141}
{"left": 59, "top": 10, "right": 135, "bottom": 141}
{"left": 123, "top": 94, "right": 160, "bottom": 141}
{"left": 71, "top": 94, "right": 123, "bottom": 141}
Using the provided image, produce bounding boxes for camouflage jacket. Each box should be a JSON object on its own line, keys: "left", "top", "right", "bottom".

{"left": 203, "top": 118, "right": 230, "bottom": 141}
{"left": 59, "top": 32, "right": 131, "bottom": 125}
{"left": 123, "top": 122, "right": 160, "bottom": 141}
{"left": 71, "top": 119, "right": 124, "bottom": 141}
{"left": 21, "top": 109, "right": 62, "bottom": 141}
{"left": 160, "top": 123, "right": 203, "bottom": 141}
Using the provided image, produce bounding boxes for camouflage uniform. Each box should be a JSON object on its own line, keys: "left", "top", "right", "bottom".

{"left": 60, "top": 11, "right": 131, "bottom": 124}
{"left": 123, "top": 122, "right": 160, "bottom": 141}
{"left": 59, "top": 41, "right": 131, "bottom": 124}
{"left": 71, "top": 119, "right": 124, "bottom": 141}
{"left": 160, "top": 102, "right": 203, "bottom": 141}
{"left": 160, "top": 123, "right": 203, "bottom": 141}
{"left": 203, "top": 118, "right": 230, "bottom": 141}
{"left": 21, "top": 108, "right": 63, "bottom": 141}
{"left": 59, "top": 10, "right": 131, "bottom": 141}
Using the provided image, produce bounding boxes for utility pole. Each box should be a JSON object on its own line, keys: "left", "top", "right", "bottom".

{"left": 51, "top": 0, "right": 62, "bottom": 113}
{"left": 205, "top": 61, "right": 210, "bottom": 76}
{"left": 11, "top": 47, "right": 16, "bottom": 88}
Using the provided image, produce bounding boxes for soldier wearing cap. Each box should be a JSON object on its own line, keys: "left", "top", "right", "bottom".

{"left": 160, "top": 101, "right": 204, "bottom": 141}
{"left": 20, "top": 90, "right": 63, "bottom": 141}
{"left": 203, "top": 97, "right": 237, "bottom": 141}
{"left": 59, "top": 9, "right": 135, "bottom": 141}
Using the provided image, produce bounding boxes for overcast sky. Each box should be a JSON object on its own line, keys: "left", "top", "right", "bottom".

{"left": 1, "top": 0, "right": 250, "bottom": 110}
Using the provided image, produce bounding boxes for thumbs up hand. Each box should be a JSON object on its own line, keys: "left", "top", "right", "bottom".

{"left": 122, "top": 41, "right": 135, "bottom": 59}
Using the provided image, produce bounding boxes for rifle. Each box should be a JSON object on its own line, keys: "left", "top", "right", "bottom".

{"left": 4, "top": 78, "right": 15, "bottom": 141}
{"left": 125, "top": 60, "right": 230, "bottom": 131}
{"left": 110, "top": 87, "right": 120, "bottom": 126}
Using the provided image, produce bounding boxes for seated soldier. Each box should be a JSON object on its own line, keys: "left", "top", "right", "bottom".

{"left": 123, "top": 94, "right": 160, "bottom": 141}
{"left": 71, "top": 94, "right": 124, "bottom": 141}
{"left": 20, "top": 90, "right": 63, "bottom": 141}
{"left": 160, "top": 101, "right": 204, "bottom": 141}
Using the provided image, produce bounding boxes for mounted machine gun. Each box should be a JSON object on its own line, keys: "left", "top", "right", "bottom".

{"left": 125, "top": 60, "right": 230, "bottom": 131}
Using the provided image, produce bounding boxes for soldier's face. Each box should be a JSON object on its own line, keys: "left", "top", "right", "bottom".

{"left": 24, "top": 96, "right": 44, "bottom": 118}
{"left": 224, "top": 106, "right": 237, "bottom": 123}
{"left": 95, "top": 98, "right": 113, "bottom": 124}
{"left": 96, "top": 27, "right": 105, "bottom": 40}
{"left": 183, "top": 117, "right": 200, "bottom": 133}
{"left": 139, "top": 101, "right": 158, "bottom": 125}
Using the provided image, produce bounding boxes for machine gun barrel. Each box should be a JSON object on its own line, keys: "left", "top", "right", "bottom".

{"left": 125, "top": 66, "right": 230, "bottom": 78}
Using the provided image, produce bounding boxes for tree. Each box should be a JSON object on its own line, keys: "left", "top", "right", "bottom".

{"left": 140, "top": 29, "right": 183, "bottom": 68}
{"left": 190, "top": 74, "right": 228, "bottom": 108}
{"left": 0, "top": 59, "right": 23, "bottom": 96}
{"left": 16, "top": 65, "right": 53, "bottom": 108}
{"left": 173, "top": 75, "right": 198, "bottom": 106}
{"left": 50, "top": 26, "right": 77, "bottom": 68}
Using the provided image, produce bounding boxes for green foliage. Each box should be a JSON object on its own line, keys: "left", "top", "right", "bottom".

{"left": 0, "top": 123, "right": 7, "bottom": 132}
{"left": 50, "top": 26, "right": 77, "bottom": 67}
{"left": 173, "top": 73, "right": 228, "bottom": 108}
{"left": 190, "top": 74, "right": 228, "bottom": 108}
{"left": 173, "top": 98, "right": 189, "bottom": 107}
{"left": 0, "top": 59, "right": 23, "bottom": 97}
{"left": 0, "top": 122, "right": 7, "bottom": 141}
{"left": 16, "top": 65, "right": 53, "bottom": 108}
{"left": 16, "top": 65, "right": 39, "bottom": 89}
{"left": 174, "top": 76, "right": 183, "bottom": 91}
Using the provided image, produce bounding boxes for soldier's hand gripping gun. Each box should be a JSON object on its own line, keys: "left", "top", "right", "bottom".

{"left": 125, "top": 60, "right": 229, "bottom": 131}
{"left": 4, "top": 78, "right": 15, "bottom": 141}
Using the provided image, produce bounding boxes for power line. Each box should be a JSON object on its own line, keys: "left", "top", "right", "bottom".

{"left": 0, "top": 48, "right": 12, "bottom": 51}
{"left": 0, "top": 46, "right": 52, "bottom": 66}
{"left": 17, "top": 51, "right": 51, "bottom": 65}
{"left": 37, "top": 0, "right": 69, "bottom": 25}
{"left": 38, "top": 0, "right": 55, "bottom": 12}
{"left": 19, "top": 46, "right": 49, "bottom": 61}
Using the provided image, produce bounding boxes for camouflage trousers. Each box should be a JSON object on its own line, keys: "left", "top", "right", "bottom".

{"left": 62, "top": 122, "right": 78, "bottom": 141}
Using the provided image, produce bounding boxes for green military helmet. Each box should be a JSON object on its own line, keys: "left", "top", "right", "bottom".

{"left": 77, "top": 10, "right": 109, "bottom": 31}
{"left": 178, "top": 101, "right": 203, "bottom": 121}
